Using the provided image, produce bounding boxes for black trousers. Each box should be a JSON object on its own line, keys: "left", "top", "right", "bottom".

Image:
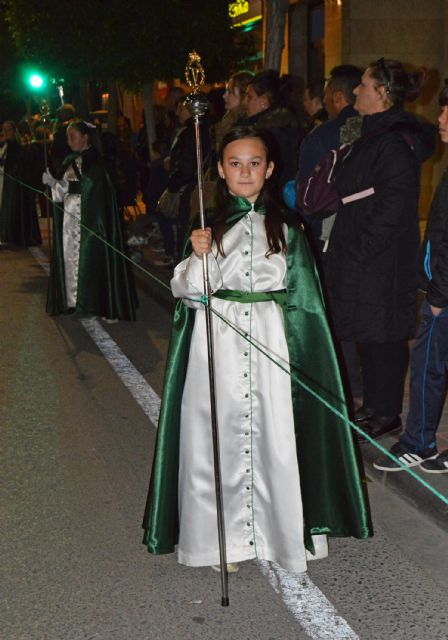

{"left": 358, "top": 340, "right": 409, "bottom": 417}
{"left": 340, "top": 341, "right": 363, "bottom": 399}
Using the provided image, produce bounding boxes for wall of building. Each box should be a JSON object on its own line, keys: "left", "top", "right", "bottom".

{"left": 325, "top": 0, "right": 342, "bottom": 74}
{"left": 324, "top": 0, "right": 446, "bottom": 217}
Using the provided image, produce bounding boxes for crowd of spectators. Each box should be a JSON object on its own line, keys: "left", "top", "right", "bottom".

{"left": 2, "top": 61, "right": 448, "bottom": 473}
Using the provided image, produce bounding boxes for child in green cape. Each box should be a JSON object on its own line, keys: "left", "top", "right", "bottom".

{"left": 143, "top": 126, "right": 372, "bottom": 574}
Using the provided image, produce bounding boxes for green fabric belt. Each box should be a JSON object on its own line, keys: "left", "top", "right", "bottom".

{"left": 213, "top": 289, "right": 287, "bottom": 306}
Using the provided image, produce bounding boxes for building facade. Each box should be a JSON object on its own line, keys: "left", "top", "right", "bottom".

{"left": 286, "top": 0, "right": 447, "bottom": 213}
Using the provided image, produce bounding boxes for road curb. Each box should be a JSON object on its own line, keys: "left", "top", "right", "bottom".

{"left": 362, "top": 435, "right": 448, "bottom": 533}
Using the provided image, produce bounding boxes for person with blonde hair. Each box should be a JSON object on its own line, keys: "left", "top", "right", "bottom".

{"left": 213, "top": 70, "right": 254, "bottom": 151}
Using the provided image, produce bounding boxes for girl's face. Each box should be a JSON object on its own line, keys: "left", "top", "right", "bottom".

{"left": 67, "top": 127, "right": 90, "bottom": 152}
{"left": 223, "top": 80, "right": 242, "bottom": 112}
{"left": 2, "top": 122, "right": 16, "bottom": 140}
{"left": 303, "top": 88, "right": 321, "bottom": 117}
{"left": 438, "top": 105, "right": 448, "bottom": 143}
{"left": 354, "top": 68, "right": 388, "bottom": 116}
{"left": 218, "top": 137, "right": 274, "bottom": 203}
{"left": 244, "top": 84, "right": 269, "bottom": 117}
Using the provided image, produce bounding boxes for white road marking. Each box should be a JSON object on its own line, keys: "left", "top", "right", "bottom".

{"left": 29, "top": 248, "right": 161, "bottom": 425}
{"left": 30, "top": 246, "right": 359, "bottom": 640}
{"left": 259, "top": 561, "right": 359, "bottom": 639}
{"left": 29, "top": 246, "right": 50, "bottom": 274}
{"left": 80, "top": 317, "right": 161, "bottom": 426}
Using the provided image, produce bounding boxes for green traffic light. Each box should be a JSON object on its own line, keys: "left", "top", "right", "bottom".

{"left": 29, "top": 74, "right": 44, "bottom": 88}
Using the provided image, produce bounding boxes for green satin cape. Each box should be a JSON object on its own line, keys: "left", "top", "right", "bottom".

{"left": 46, "top": 146, "right": 137, "bottom": 320}
{"left": 142, "top": 196, "right": 372, "bottom": 555}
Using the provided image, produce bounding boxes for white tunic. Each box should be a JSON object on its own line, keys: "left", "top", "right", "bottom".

{"left": 172, "top": 207, "right": 327, "bottom": 573}
{"left": 51, "top": 158, "right": 82, "bottom": 308}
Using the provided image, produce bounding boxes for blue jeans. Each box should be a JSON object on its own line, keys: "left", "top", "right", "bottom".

{"left": 400, "top": 299, "right": 448, "bottom": 453}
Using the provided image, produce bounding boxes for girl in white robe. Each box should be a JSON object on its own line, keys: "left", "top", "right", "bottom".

{"left": 171, "top": 127, "right": 328, "bottom": 573}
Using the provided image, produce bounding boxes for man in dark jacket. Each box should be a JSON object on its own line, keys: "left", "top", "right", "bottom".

{"left": 298, "top": 66, "right": 362, "bottom": 184}
{"left": 374, "top": 84, "right": 448, "bottom": 472}
{"left": 297, "top": 65, "right": 363, "bottom": 407}
{"left": 297, "top": 65, "right": 362, "bottom": 247}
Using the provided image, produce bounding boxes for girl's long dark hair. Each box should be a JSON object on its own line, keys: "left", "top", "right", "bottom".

{"left": 213, "top": 126, "right": 286, "bottom": 257}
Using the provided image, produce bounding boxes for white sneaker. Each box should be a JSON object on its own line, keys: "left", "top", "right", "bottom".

{"left": 306, "top": 534, "right": 328, "bottom": 561}
{"left": 101, "top": 317, "right": 119, "bottom": 324}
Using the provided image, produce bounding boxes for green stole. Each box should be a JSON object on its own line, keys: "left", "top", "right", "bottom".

{"left": 142, "top": 195, "right": 372, "bottom": 555}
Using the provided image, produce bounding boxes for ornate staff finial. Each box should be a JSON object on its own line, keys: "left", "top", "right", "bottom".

{"left": 184, "top": 51, "right": 208, "bottom": 118}
{"left": 185, "top": 50, "right": 205, "bottom": 93}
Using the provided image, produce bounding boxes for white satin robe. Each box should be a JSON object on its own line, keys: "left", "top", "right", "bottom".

{"left": 171, "top": 207, "right": 328, "bottom": 572}
{"left": 51, "top": 158, "right": 82, "bottom": 308}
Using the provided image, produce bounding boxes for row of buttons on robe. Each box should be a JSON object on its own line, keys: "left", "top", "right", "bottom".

{"left": 243, "top": 217, "right": 254, "bottom": 548}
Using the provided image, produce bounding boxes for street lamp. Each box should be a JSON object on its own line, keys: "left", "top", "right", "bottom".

{"left": 26, "top": 71, "right": 47, "bottom": 91}
{"left": 29, "top": 73, "right": 44, "bottom": 89}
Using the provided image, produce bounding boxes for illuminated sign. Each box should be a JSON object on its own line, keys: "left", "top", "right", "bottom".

{"left": 229, "top": 1, "right": 249, "bottom": 19}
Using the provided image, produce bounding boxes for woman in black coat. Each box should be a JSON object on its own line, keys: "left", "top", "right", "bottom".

{"left": 325, "top": 58, "right": 435, "bottom": 441}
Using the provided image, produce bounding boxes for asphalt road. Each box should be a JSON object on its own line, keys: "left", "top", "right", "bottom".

{"left": 2, "top": 247, "right": 448, "bottom": 640}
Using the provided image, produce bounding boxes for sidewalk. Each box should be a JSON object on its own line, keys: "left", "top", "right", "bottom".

{"left": 38, "top": 216, "right": 448, "bottom": 532}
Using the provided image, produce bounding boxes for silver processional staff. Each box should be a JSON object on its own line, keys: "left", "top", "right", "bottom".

{"left": 184, "top": 51, "right": 230, "bottom": 607}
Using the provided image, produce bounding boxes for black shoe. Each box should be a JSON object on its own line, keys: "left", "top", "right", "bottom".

{"left": 358, "top": 415, "right": 402, "bottom": 442}
{"left": 353, "top": 406, "right": 375, "bottom": 423}
{"left": 373, "top": 442, "right": 437, "bottom": 472}
{"left": 420, "top": 449, "right": 448, "bottom": 474}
